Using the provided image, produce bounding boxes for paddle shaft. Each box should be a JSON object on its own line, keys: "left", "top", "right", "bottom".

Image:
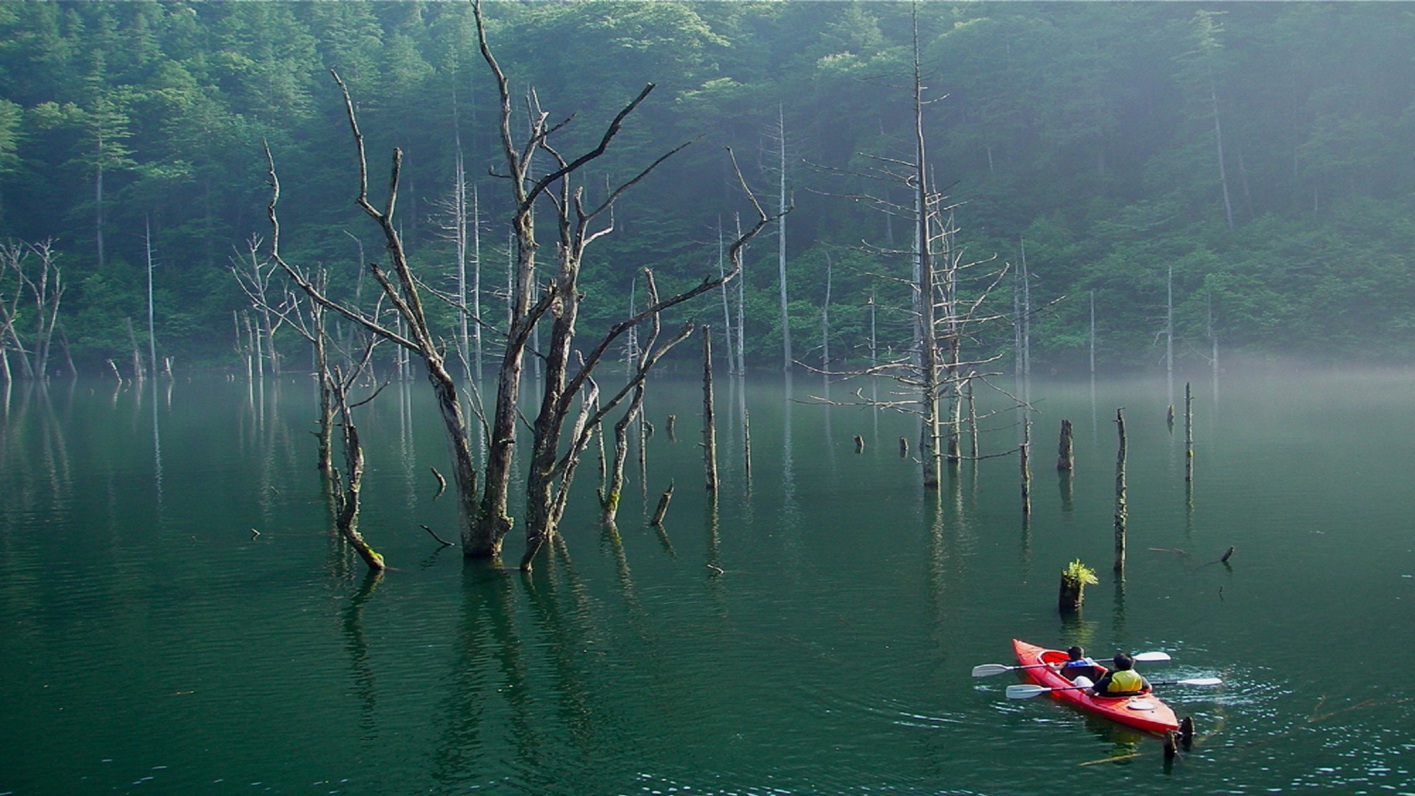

{"left": 1005, "top": 677, "right": 1221, "bottom": 699}
{"left": 972, "top": 651, "right": 1169, "bottom": 678}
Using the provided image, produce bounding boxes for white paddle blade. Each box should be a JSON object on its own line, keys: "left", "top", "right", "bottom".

{"left": 972, "top": 664, "right": 1015, "bottom": 677}
{"left": 1131, "top": 651, "right": 1172, "bottom": 663}
{"left": 1005, "top": 684, "right": 1055, "bottom": 699}
{"left": 1177, "top": 677, "right": 1222, "bottom": 686}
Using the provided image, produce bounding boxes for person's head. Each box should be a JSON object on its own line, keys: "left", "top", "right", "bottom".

{"left": 1113, "top": 652, "right": 1135, "bottom": 670}
{"left": 1067, "top": 646, "right": 1085, "bottom": 661}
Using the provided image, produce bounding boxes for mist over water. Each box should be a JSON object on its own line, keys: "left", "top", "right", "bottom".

{"left": 2, "top": 371, "right": 1413, "bottom": 794}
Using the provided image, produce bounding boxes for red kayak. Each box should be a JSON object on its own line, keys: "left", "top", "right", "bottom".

{"left": 1011, "top": 639, "right": 1180, "bottom": 734}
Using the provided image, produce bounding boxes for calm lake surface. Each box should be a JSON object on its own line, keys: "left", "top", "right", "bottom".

{"left": 2, "top": 369, "right": 1413, "bottom": 795}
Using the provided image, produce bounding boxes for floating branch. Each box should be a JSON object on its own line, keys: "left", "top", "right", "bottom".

{"left": 651, "top": 481, "right": 675, "bottom": 526}
{"left": 421, "top": 523, "right": 454, "bottom": 547}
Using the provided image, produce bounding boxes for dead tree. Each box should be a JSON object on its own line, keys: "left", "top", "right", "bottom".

{"left": 474, "top": 0, "right": 774, "bottom": 569}
{"left": 263, "top": 269, "right": 342, "bottom": 473}
{"left": 809, "top": 10, "right": 1014, "bottom": 489}
{"left": 267, "top": 6, "right": 774, "bottom": 569}
{"left": 0, "top": 240, "right": 64, "bottom": 381}
{"left": 266, "top": 73, "right": 482, "bottom": 559}
{"left": 512, "top": 149, "right": 771, "bottom": 568}
{"left": 327, "top": 339, "right": 388, "bottom": 572}
{"left": 229, "top": 234, "right": 288, "bottom": 378}
{"left": 598, "top": 271, "right": 690, "bottom": 524}
{"left": 1114, "top": 407, "right": 1129, "bottom": 575}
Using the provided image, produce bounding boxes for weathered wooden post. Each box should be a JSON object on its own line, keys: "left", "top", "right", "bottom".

{"left": 742, "top": 409, "right": 752, "bottom": 479}
{"left": 702, "top": 327, "right": 718, "bottom": 492}
{"left": 1058, "top": 559, "right": 1097, "bottom": 613}
{"left": 1184, "top": 382, "right": 1194, "bottom": 482}
{"left": 1114, "top": 408, "right": 1128, "bottom": 575}
{"left": 1056, "top": 419, "right": 1074, "bottom": 471}
{"left": 1020, "top": 416, "right": 1032, "bottom": 515}
{"left": 966, "top": 377, "right": 980, "bottom": 459}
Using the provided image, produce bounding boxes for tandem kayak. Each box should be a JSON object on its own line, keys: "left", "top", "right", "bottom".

{"left": 1011, "top": 639, "right": 1181, "bottom": 734}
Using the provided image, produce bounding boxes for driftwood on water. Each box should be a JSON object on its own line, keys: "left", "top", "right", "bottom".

{"left": 650, "top": 481, "right": 675, "bottom": 526}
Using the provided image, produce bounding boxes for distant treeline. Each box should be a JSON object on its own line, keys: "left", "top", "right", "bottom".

{"left": 2, "top": 1, "right": 1413, "bottom": 374}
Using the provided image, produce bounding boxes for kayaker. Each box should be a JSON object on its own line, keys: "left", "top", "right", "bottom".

{"left": 1091, "top": 652, "right": 1151, "bottom": 697}
{"left": 1052, "top": 645, "right": 1102, "bottom": 685}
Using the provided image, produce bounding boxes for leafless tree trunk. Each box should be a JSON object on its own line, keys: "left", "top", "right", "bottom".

{"left": 230, "top": 234, "right": 287, "bottom": 379}
{"left": 1191, "top": 10, "right": 1234, "bottom": 230}
{"left": 328, "top": 341, "right": 387, "bottom": 572}
{"left": 262, "top": 270, "right": 337, "bottom": 473}
{"left": 266, "top": 72, "right": 482, "bottom": 559}
{"left": 144, "top": 217, "right": 158, "bottom": 381}
{"left": 599, "top": 272, "right": 688, "bottom": 524}
{"left": 773, "top": 105, "right": 793, "bottom": 373}
{"left": 0, "top": 240, "right": 64, "bottom": 381}
{"left": 1114, "top": 408, "right": 1128, "bottom": 575}
{"left": 265, "top": 5, "right": 776, "bottom": 570}
{"left": 702, "top": 326, "right": 718, "bottom": 492}
{"left": 808, "top": 9, "right": 1015, "bottom": 489}
{"left": 473, "top": 0, "right": 775, "bottom": 569}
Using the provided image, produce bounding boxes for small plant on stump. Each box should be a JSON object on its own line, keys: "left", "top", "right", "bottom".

{"left": 1058, "top": 559, "right": 1099, "bottom": 613}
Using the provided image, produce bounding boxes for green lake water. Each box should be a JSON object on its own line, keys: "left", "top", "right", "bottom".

{"left": 2, "top": 370, "right": 1413, "bottom": 794}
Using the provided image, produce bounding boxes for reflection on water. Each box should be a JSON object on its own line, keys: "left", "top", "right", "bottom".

{"left": 2, "top": 372, "right": 1415, "bottom": 793}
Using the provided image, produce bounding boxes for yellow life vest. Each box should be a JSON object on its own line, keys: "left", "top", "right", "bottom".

{"left": 1105, "top": 668, "right": 1144, "bottom": 694}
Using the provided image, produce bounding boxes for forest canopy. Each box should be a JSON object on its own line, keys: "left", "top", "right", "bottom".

{"left": 2, "top": 1, "right": 1414, "bottom": 376}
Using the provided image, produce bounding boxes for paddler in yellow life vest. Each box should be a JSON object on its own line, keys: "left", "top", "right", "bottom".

{"left": 1090, "top": 652, "right": 1151, "bottom": 697}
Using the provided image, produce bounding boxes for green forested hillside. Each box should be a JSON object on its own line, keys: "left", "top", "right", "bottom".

{"left": 2, "top": 1, "right": 1413, "bottom": 375}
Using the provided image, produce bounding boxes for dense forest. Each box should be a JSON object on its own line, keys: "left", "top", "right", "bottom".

{"left": 2, "top": 1, "right": 1414, "bottom": 378}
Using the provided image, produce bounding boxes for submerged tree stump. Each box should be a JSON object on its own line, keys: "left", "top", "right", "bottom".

{"left": 1184, "top": 382, "right": 1194, "bottom": 482}
{"left": 702, "top": 328, "right": 718, "bottom": 492}
{"left": 650, "top": 481, "right": 675, "bottom": 526}
{"left": 743, "top": 409, "right": 752, "bottom": 478}
{"left": 1020, "top": 416, "right": 1032, "bottom": 515}
{"left": 1056, "top": 418, "right": 1074, "bottom": 471}
{"left": 1058, "top": 560, "right": 1097, "bottom": 614}
{"left": 1114, "top": 408, "right": 1128, "bottom": 575}
{"left": 1058, "top": 577, "right": 1083, "bottom": 613}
